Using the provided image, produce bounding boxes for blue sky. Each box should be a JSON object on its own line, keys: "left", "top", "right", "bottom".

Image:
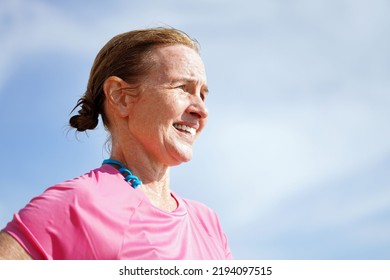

{"left": 1, "top": 0, "right": 390, "bottom": 259}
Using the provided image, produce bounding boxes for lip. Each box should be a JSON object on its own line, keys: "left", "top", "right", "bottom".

{"left": 172, "top": 121, "right": 199, "bottom": 136}
{"left": 173, "top": 121, "right": 199, "bottom": 129}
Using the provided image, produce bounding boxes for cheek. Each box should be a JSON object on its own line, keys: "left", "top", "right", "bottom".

{"left": 165, "top": 95, "right": 188, "bottom": 116}
{"left": 135, "top": 92, "right": 189, "bottom": 126}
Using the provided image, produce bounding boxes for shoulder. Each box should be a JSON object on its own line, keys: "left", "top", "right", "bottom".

{"left": 56, "top": 164, "right": 124, "bottom": 193}
{"left": 40, "top": 165, "right": 141, "bottom": 207}
{"left": 14, "top": 164, "right": 144, "bottom": 234}
{"left": 4, "top": 165, "right": 143, "bottom": 259}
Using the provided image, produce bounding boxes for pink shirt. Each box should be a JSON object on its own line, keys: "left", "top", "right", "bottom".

{"left": 4, "top": 165, "right": 232, "bottom": 260}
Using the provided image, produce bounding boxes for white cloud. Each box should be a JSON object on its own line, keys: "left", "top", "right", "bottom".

{"left": 206, "top": 88, "right": 390, "bottom": 226}
{"left": 0, "top": 1, "right": 88, "bottom": 92}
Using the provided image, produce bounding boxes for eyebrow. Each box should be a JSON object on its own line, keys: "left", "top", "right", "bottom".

{"left": 172, "top": 78, "right": 209, "bottom": 94}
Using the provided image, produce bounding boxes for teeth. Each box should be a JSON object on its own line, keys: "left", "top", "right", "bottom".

{"left": 173, "top": 124, "right": 196, "bottom": 135}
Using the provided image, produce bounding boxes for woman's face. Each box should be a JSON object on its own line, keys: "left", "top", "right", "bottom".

{"left": 126, "top": 44, "right": 209, "bottom": 166}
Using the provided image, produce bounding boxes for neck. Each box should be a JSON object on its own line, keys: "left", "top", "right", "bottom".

{"left": 110, "top": 144, "right": 170, "bottom": 186}
{"left": 109, "top": 140, "right": 177, "bottom": 211}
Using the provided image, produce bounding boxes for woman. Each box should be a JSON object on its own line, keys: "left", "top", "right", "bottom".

{"left": 0, "top": 27, "right": 232, "bottom": 259}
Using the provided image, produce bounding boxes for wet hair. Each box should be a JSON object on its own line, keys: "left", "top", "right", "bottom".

{"left": 69, "top": 27, "right": 200, "bottom": 132}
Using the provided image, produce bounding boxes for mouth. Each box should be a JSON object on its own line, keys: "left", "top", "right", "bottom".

{"left": 173, "top": 123, "right": 197, "bottom": 136}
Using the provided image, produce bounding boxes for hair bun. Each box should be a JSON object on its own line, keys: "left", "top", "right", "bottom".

{"left": 69, "top": 97, "right": 99, "bottom": 131}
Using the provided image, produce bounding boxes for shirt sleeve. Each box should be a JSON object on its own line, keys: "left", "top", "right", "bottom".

{"left": 3, "top": 180, "right": 127, "bottom": 259}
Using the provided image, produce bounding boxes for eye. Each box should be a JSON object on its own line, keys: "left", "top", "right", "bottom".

{"left": 175, "top": 85, "right": 186, "bottom": 91}
{"left": 200, "top": 89, "right": 208, "bottom": 102}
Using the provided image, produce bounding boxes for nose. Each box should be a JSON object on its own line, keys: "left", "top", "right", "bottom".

{"left": 188, "top": 95, "right": 208, "bottom": 120}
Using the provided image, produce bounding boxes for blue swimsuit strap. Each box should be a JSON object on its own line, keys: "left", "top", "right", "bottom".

{"left": 102, "top": 159, "right": 142, "bottom": 189}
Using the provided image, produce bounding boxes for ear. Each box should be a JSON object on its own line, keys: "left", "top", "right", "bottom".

{"left": 103, "top": 76, "right": 133, "bottom": 117}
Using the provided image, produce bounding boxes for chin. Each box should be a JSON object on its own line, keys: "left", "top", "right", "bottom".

{"left": 171, "top": 154, "right": 193, "bottom": 166}
{"left": 168, "top": 148, "right": 193, "bottom": 166}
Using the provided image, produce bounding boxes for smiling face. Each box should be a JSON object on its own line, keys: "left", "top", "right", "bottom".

{"left": 126, "top": 44, "right": 209, "bottom": 166}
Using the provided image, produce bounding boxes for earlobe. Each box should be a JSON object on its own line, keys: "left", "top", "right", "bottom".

{"left": 103, "top": 76, "right": 131, "bottom": 117}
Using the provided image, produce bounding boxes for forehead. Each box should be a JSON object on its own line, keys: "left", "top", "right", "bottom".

{"left": 149, "top": 44, "right": 207, "bottom": 82}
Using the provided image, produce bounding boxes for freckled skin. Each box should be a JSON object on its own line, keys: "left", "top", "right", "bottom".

{"left": 0, "top": 231, "right": 32, "bottom": 259}
{"left": 126, "top": 45, "right": 209, "bottom": 166}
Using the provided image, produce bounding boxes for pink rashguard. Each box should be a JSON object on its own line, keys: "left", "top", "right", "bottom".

{"left": 4, "top": 165, "right": 232, "bottom": 260}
